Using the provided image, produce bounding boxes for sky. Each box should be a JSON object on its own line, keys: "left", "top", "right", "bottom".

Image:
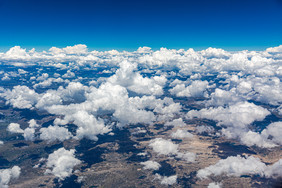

{"left": 0, "top": 0, "right": 282, "bottom": 51}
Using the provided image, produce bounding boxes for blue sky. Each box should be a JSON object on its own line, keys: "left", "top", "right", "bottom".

{"left": 0, "top": 0, "right": 282, "bottom": 51}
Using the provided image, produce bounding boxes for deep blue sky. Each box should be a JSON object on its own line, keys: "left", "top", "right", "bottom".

{"left": 0, "top": 0, "right": 282, "bottom": 51}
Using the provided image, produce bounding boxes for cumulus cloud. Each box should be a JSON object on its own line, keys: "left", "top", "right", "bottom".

{"left": 187, "top": 102, "right": 272, "bottom": 146}
{"left": 240, "top": 122, "right": 282, "bottom": 148}
{"left": 195, "top": 125, "right": 215, "bottom": 135}
{"left": 155, "top": 174, "right": 177, "bottom": 185}
{"left": 49, "top": 44, "right": 88, "bottom": 55}
{"left": 197, "top": 155, "right": 282, "bottom": 179}
{"left": 45, "top": 148, "right": 81, "bottom": 180}
{"left": 7, "top": 123, "right": 24, "bottom": 134}
{"left": 4, "top": 46, "right": 29, "bottom": 59}
{"left": 208, "top": 182, "right": 222, "bottom": 188}
{"left": 169, "top": 80, "right": 209, "bottom": 98}
{"left": 140, "top": 161, "right": 161, "bottom": 170}
{"left": 164, "top": 118, "right": 186, "bottom": 127}
{"left": 40, "top": 125, "right": 72, "bottom": 143}
{"left": 1, "top": 86, "right": 39, "bottom": 109}
{"left": 149, "top": 138, "right": 196, "bottom": 162}
{"left": 187, "top": 102, "right": 270, "bottom": 129}
{"left": 266, "top": 45, "right": 282, "bottom": 53}
{"left": 0, "top": 44, "right": 281, "bottom": 152}
{"left": 149, "top": 138, "right": 179, "bottom": 155}
{"left": 23, "top": 127, "right": 35, "bottom": 141}
{"left": 108, "top": 61, "right": 166, "bottom": 95}
{"left": 0, "top": 166, "right": 21, "bottom": 188}
{"left": 171, "top": 129, "right": 193, "bottom": 139}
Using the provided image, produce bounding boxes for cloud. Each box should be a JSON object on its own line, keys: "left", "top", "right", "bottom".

{"left": 164, "top": 118, "right": 186, "bottom": 127}
{"left": 195, "top": 125, "right": 215, "bottom": 135}
{"left": 40, "top": 125, "right": 72, "bottom": 143}
{"left": 1, "top": 86, "right": 39, "bottom": 109}
{"left": 266, "top": 45, "right": 282, "bottom": 53}
{"left": 108, "top": 61, "right": 166, "bottom": 95}
{"left": 149, "top": 138, "right": 179, "bottom": 155}
{"left": 23, "top": 127, "right": 36, "bottom": 141}
{"left": 187, "top": 102, "right": 270, "bottom": 129}
{"left": 149, "top": 138, "right": 196, "bottom": 162}
{"left": 7, "top": 123, "right": 24, "bottom": 134}
{"left": 187, "top": 102, "right": 272, "bottom": 147}
{"left": 240, "top": 122, "right": 282, "bottom": 148}
{"left": 155, "top": 174, "right": 177, "bottom": 185}
{"left": 4, "top": 46, "right": 29, "bottom": 59}
{"left": 140, "top": 161, "right": 161, "bottom": 170}
{"left": 208, "top": 182, "right": 222, "bottom": 188}
{"left": 45, "top": 148, "right": 81, "bottom": 180}
{"left": 169, "top": 80, "right": 209, "bottom": 98}
{"left": 171, "top": 129, "right": 193, "bottom": 139}
{"left": 0, "top": 166, "right": 21, "bottom": 188}
{"left": 49, "top": 44, "right": 88, "bottom": 55}
{"left": 197, "top": 155, "right": 282, "bottom": 179}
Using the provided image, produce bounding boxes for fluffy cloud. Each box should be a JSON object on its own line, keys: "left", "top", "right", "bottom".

{"left": 164, "top": 118, "right": 186, "bottom": 127}
{"left": 208, "top": 182, "right": 222, "bottom": 188}
{"left": 149, "top": 138, "right": 196, "bottom": 162}
{"left": 1, "top": 86, "right": 39, "bottom": 109}
{"left": 169, "top": 80, "right": 209, "bottom": 98}
{"left": 7, "top": 123, "right": 24, "bottom": 134}
{"left": 155, "top": 174, "right": 177, "bottom": 185}
{"left": 240, "top": 122, "right": 282, "bottom": 148}
{"left": 187, "top": 102, "right": 270, "bottom": 129}
{"left": 140, "top": 161, "right": 161, "bottom": 170}
{"left": 23, "top": 128, "right": 35, "bottom": 141}
{"left": 40, "top": 125, "right": 72, "bottom": 143}
{"left": 108, "top": 61, "right": 166, "bottom": 95}
{"left": 49, "top": 44, "right": 87, "bottom": 55}
{"left": 149, "top": 138, "right": 179, "bottom": 155}
{"left": 197, "top": 155, "right": 282, "bottom": 179}
{"left": 0, "top": 166, "right": 21, "bottom": 188}
{"left": 171, "top": 129, "right": 193, "bottom": 139}
{"left": 266, "top": 45, "right": 282, "bottom": 53}
{"left": 45, "top": 148, "right": 81, "bottom": 180}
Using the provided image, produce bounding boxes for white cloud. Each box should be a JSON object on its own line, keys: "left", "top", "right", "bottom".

{"left": 1, "top": 86, "right": 39, "bottom": 109}
{"left": 264, "top": 159, "right": 282, "bottom": 178}
{"left": 171, "top": 129, "right": 193, "bottom": 139}
{"left": 0, "top": 166, "right": 21, "bottom": 188}
{"left": 197, "top": 155, "right": 266, "bottom": 179}
{"left": 176, "top": 152, "right": 196, "bottom": 163}
{"left": 40, "top": 125, "right": 72, "bottom": 143}
{"left": 28, "top": 119, "right": 40, "bottom": 128}
{"left": 195, "top": 125, "right": 215, "bottom": 134}
{"left": 140, "top": 161, "right": 161, "bottom": 170}
{"left": 169, "top": 80, "right": 209, "bottom": 98}
{"left": 164, "top": 118, "right": 186, "bottom": 127}
{"left": 108, "top": 61, "right": 166, "bottom": 95}
{"left": 4, "top": 46, "right": 29, "bottom": 59}
{"left": 45, "top": 148, "right": 81, "bottom": 180}
{"left": 149, "top": 138, "right": 196, "bottom": 162}
{"left": 187, "top": 102, "right": 270, "bottom": 129}
{"left": 7, "top": 123, "right": 24, "bottom": 134}
{"left": 197, "top": 155, "right": 282, "bottom": 180}
{"left": 23, "top": 128, "right": 35, "bottom": 141}
{"left": 149, "top": 138, "right": 179, "bottom": 155}
{"left": 266, "top": 45, "right": 282, "bottom": 53}
{"left": 49, "top": 44, "right": 88, "bottom": 55}
{"left": 240, "top": 122, "right": 282, "bottom": 148}
{"left": 155, "top": 174, "right": 177, "bottom": 185}
{"left": 208, "top": 182, "right": 222, "bottom": 188}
